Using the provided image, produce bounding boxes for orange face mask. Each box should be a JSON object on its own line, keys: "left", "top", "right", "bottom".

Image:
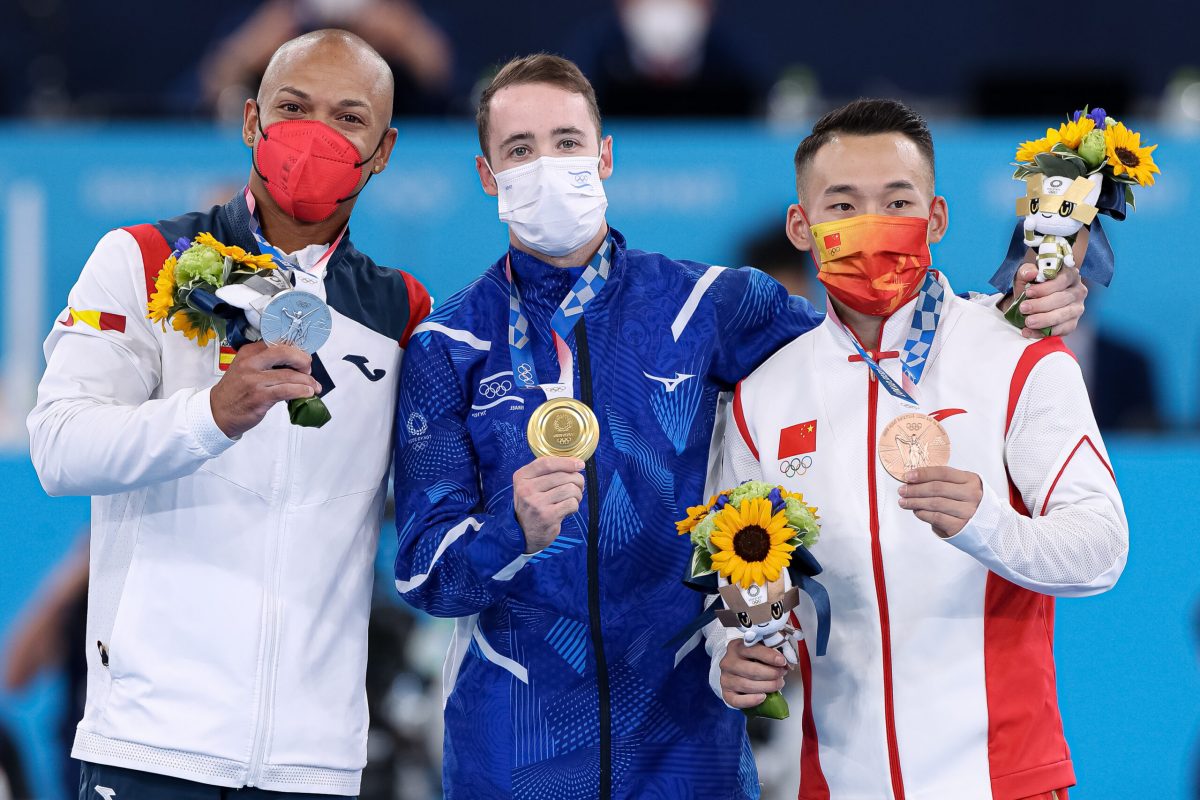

{"left": 807, "top": 213, "right": 933, "bottom": 317}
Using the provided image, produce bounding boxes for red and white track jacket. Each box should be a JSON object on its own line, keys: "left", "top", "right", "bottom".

{"left": 708, "top": 273, "right": 1127, "bottom": 800}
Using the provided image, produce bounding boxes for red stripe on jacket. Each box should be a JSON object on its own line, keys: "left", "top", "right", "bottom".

{"left": 985, "top": 336, "right": 1077, "bottom": 798}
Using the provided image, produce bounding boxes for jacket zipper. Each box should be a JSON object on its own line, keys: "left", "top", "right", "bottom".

{"left": 864, "top": 353, "right": 906, "bottom": 800}
{"left": 576, "top": 319, "right": 611, "bottom": 800}
{"left": 247, "top": 418, "right": 300, "bottom": 786}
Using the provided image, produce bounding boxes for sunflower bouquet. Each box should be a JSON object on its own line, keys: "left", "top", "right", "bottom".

{"left": 147, "top": 232, "right": 331, "bottom": 427}
{"left": 1001, "top": 107, "right": 1161, "bottom": 331}
{"left": 676, "top": 481, "right": 826, "bottom": 720}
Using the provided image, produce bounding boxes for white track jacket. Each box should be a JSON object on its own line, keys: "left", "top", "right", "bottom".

{"left": 27, "top": 199, "right": 428, "bottom": 795}
{"left": 708, "top": 273, "right": 1127, "bottom": 800}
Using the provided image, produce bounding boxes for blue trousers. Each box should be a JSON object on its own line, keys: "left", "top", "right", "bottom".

{"left": 79, "top": 762, "right": 357, "bottom": 799}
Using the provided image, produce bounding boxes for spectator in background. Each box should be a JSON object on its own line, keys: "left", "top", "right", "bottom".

{"left": 570, "top": 0, "right": 767, "bottom": 117}
{"left": 0, "top": 725, "right": 31, "bottom": 800}
{"left": 739, "top": 220, "right": 824, "bottom": 306}
{"left": 3, "top": 537, "right": 89, "bottom": 800}
{"left": 1067, "top": 283, "right": 1163, "bottom": 432}
{"left": 200, "top": 0, "right": 453, "bottom": 119}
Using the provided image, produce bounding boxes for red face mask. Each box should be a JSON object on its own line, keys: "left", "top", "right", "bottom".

{"left": 252, "top": 116, "right": 382, "bottom": 222}
{"left": 806, "top": 213, "right": 932, "bottom": 316}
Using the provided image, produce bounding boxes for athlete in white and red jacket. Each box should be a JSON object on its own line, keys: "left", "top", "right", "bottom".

{"left": 709, "top": 100, "right": 1127, "bottom": 800}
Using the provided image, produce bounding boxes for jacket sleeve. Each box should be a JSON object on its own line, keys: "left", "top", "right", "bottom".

{"left": 27, "top": 230, "right": 235, "bottom": 497}
{"left": 392, "top": 326, "right": 531, "bottom": 617}
{"left": 701, "top": 266, "right": 823, "bottom": 388}
{"left": 946, "top": 350, "right": 1128, "bottom": 596}
{"left": 703, "top": 384, "right": 765, "bottom": 702}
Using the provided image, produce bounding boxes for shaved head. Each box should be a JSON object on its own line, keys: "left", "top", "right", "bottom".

{"left": 259, "top": 29, "right": 394, "bottom": 123}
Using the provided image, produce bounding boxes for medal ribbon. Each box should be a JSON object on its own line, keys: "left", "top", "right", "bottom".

{"left": 831, "top": 270, "right": 945, "bottom": 405}
{"left": 506, "top": 234, "right": 613, "bottom": 400}
{"left": 243, "top": 186, "right": 346, "bottom": 279}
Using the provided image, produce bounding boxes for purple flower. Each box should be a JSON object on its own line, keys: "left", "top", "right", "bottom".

{"left": 714, "top": 493, "right": 730, "bottom": 510}
{"left": 174, "top": 237, "right": 192, "bottom": 252}
{"left": 768, "top": 487, "right": 786, "bottom": 515}
{"left": 1072, "top": 107, "right": 1108, "bottom": 129}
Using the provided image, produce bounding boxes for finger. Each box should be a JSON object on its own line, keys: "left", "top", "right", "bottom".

{"left": 260, "top": 369, "right": 322, "bottom": 393}
{"left": 523, "top": 471, "right": 586, "bottom": 494}
{"left": 739, "top": 643, "right": 788, "bottom": 668}
{"left": 547, "top": 497, "right": 580, "bottom": 519}
{"left": 1025, "top": 302, "right": 1084, "bottom": 336}
{"left": 912, "top": 509, "right": 964, "bottom": 536}
{"left": 541, "top": 483, "right": 584, "bottom": 505}
{"left": 1012, "top": 262, "right": 1037, "bottom": 296}
{"left": 899, "top": 480, "right": 978, "bottom": 502}
{"left": 723, "top": 674, "right": 785, "bottom": 696}
{"left": 726, "top": 658, "right": 788, "bottom": 682}
{"left": 1024, "top": 263, "right": 1079, "bottom": 300}
{"left": 725, "top": 691, "right": 767, "bottom": 710}
{"left": 245, "top": 343, "right": 313, "bottom": 373}
{"left": 519, "top": 456, "right": 587, "bottom": 478}
{"left": 904, "top": 466, "right": 971, "bottom": 485}
{"left": 266, "top": 382, "right": 318, "bottom": 403}
{"left": 899, "top": 495, "right": 972, "bottom": 518}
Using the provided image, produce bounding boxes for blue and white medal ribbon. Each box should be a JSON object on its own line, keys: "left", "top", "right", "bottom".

{"left": 833, "top": 270, "right": 945, "bottom": 405}
{"left": 243, "top": 187, "right": 345, "bottom": 283}
{"left": 506, "top": 235, "right": 613, "bottom": 400}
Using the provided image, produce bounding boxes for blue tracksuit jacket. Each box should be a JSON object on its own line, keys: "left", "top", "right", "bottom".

{"left": 392, "top": 228, "right": 823, "bottom": 799}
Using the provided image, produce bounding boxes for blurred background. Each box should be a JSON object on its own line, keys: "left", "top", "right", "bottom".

{"left": 0, "top": 0, "right": 1197, "bottom": 797}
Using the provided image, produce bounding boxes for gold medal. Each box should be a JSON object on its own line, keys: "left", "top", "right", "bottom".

{"left": 878, "top": 413, "right": 951, "bottom": 481}
{"left": 527, "top": 397, "right": 600, "bottom": 461}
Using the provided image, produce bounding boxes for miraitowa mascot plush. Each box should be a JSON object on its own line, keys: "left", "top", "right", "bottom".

{"left": 993, "top": 107, "right": 1161, "bottom": 333}
{"left": 672, "top": 482, "right": 829, "bottom": 720}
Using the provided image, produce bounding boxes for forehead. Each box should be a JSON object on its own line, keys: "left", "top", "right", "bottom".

{"left": 263, "top": 45, "right": 389, "bottom": 110}
{"left": 806, "top": 133, "right": 932, "bottom": 195}
{"left": 488, "top": 82, "right": 597, "bottom": 138}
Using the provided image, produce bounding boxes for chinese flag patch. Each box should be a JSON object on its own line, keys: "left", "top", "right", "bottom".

{"left": 823, "top": 232, "right": 841, "bottom": 250}
{"left": 778, "top": 420, "right": 817, "bottom": 459}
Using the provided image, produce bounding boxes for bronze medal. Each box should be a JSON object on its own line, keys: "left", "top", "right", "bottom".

{"left": 878, "top": 413, "right": 951, "bottom": 481}
{"left": 527, "top": 397, "right": 600, "bottom": 461}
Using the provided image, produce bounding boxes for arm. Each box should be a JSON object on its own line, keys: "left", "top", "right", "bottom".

{"left": 391, "top": 331, "right": 538, "bottom": 618}
{"left": 906, "top": 352, "right": 1127, "bottom": 596}
{"left": 705, "top": 266, "right": 823, "bottom": 387}
{"left": 27, "top": 230, "right": 236, "bottom": 497}
{"left": 701, "top": 388, "right": 787, "bottom": 704}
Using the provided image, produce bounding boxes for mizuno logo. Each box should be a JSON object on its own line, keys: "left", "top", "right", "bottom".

{"left": 343, "top": 355, "right": 386, "bottom": 382}
{"left": 643, "top": 371, "right": 696, "bottom": 393}
{"left": 95, "top": 787, "right": 117, "bottom": 800}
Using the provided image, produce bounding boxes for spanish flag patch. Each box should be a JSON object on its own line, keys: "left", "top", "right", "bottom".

{"left": 58, "top": 308, "right": 126, "bottom": 333}
{"left": 218, "top": 344, "right": 236, "bottom": 372}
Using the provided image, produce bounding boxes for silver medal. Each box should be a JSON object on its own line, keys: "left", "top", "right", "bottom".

{"left": 258, "top": 290, "right": 332, "bottom": 354}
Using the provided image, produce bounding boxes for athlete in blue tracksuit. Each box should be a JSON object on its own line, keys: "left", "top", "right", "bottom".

{"left": 393, "top": 226, "right": 820, "bottom": 799}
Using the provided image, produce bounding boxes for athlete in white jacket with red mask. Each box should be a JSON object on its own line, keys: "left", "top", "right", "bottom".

{"left": 710, "top": 100, "right": 1126, "bottom": 800}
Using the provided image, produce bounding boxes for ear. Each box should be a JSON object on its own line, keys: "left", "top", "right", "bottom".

{"left": 927, "top": 195, "right": 949, "bottom": 244}
{"left": 786, "top": 204, "right": 812, "bottom": 252}
{"left": 598, "top": 134, "right": 614, "bottom": 181}
{"left": 371, "top": 128, "right": 398, "bottom": 175}
{"left": 476, "top": 155, "right": 498, "bottom": 197}
{"left": 243, "top": 99, "right": 259, "bottom": 149}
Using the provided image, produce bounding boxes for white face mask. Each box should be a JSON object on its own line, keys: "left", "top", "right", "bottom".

{"left": 491, "top": 155, "right": 608, "bottom": 258}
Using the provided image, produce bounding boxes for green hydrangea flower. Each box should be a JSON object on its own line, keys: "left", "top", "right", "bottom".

{"left": 174, "top": 243, "right": 226, "bottom": 288}
{"left": 726, "top": 480, "right": 774, "bottom": 508}
{"left": 693, "top": 515, "right": 716, "bottom": 552}
{"left": 1078, "top": 129, "right": 1106, "bottom": 170}
{"left": 784, "top": 497, "right": 820, "bottom": 549}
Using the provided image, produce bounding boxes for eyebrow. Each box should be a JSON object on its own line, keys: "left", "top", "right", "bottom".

{"left": 885, "top": 180, "right": 918, "bottom": 191}
{"left": 278, "top": 86, "right": 371, "bottom": 111}
{"left": 499, "top": 131, "right": 535, "bottom": 149}
{"left": 552, "top": 126, "right": 587, "bottom": 138}
{"left": 824, "top": 180, "right": 920, "bottom": 196}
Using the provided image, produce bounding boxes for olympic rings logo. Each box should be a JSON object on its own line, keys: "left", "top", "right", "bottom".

{"left": 779, "top": 455, "right": 812, "bottom": 478}
{"left": 516, "top": 363, "right": 534, "bottom": 385}
{"left": 478, "top": 379, "right": 513, "bottom": 399}
{"left": 406, "top": 412, "right": 428, "bottom": 437}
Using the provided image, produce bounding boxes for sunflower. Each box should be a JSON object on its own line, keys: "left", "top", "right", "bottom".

{"left": 194, "top": 232, "right": 277, "bottom": 270}
{"left": 1055, "top": 116, "right": 1095, "bottom": 151}
{"left": 1104, "top": 122, "right": 1160, "bottom": 187}
{"left": 147, "top": 255, "right": 177, "bottom": 324}
{"left": 170, "top": 310, "right": 216, "bottom": 347}
{"left": 1014, "top": 130, "right": 1059, "bottom": 163}
{"left": 676, "top": 500, "right": 712, "bottom": 535}
{"left": 709, "top": 497, "right": 796, "bottom": 588}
